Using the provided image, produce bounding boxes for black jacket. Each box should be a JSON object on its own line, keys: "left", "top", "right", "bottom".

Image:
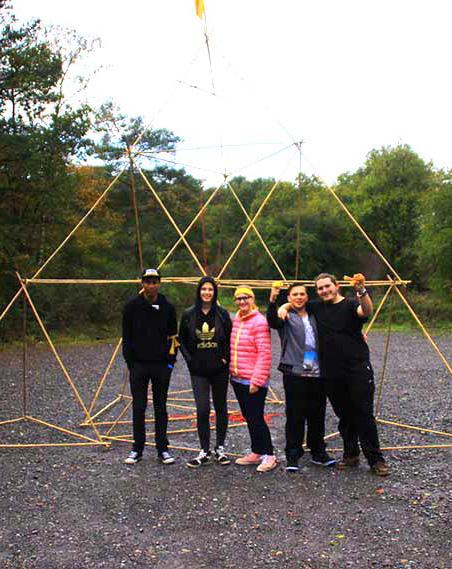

{"left": 179, "top": 305, "right": 232, "bottom": 375}
{"left": 122, "top": 293, "right": 177, "bottom": 368}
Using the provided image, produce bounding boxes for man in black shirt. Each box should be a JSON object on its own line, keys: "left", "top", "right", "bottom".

{"left": 311, "top": 273, "right": 389, "bottom": 476}
{"left": 280, "top": 273, "right": 389, "bottom": 476}
{"left": 122, "top": 268, "right": 178, "bottom": 465}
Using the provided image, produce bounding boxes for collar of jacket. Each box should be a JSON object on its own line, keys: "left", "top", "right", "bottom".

{"left": 236, "top": 309, "right": 259, "bottom": 321}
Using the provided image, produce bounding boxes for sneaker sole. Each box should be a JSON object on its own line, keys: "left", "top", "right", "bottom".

{"left": 186, "top": 461, "right": 211, "bottom": 468}
{"left": 124, "top": 458, "right": 142, "bottom": 465}
{"left": 256, "top": 464, "right": 278, "bottom": 473}
{"left": 160, "top": 458, "right": 175, "bottom": 465}
{"left": 286, "top": 466, "right": 300, "bottom": 472}
{"left": 311, "top": 459, "right": 337, "bottom": 467}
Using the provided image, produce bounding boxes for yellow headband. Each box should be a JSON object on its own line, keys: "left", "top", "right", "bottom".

{"left": 234, "top": 286, "right": 255, "bottom": 299}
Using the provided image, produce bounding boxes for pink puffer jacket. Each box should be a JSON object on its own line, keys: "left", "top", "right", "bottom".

{"left": 230, "top": 310, "right": 272, "bottom": 387}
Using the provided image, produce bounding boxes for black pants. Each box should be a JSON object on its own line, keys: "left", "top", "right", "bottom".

{"left": 326, "top": 361, "right": 384, "bottom": 466}
{"left": 232, "top": 382, "right": 273, "bottom": 455}
{"left": 283, "top": 374, "right": 327, "bottom": 459}
{"left": 191, "top": 370, "right": 229, "bottom": 452}
{"left": 129, "top": 361, "right": 171, "bottom": 454}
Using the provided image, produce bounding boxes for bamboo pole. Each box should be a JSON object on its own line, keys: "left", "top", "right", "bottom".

{"left": 392, "top": 285, "right": 452, "bottom": 375}
{"left": 326, "top": 187, "right": 404, "bottom": 282}
{"left": 375, "top": 291, "right": 394, "bottom": 417}
{"left": 365, "top": 284, "right": 394, "bottom": 334}
{"left": 0, "top": 417, "right": 24, "bottom": 426}
{"left": 135, "top": 161, "right": 207, "bottom": 275}
{"left": 217, "top": 178, "right": 282, "bottom": 279}
{"left": 0, "top": 442, "right": 107, "bottom": 448}
{"left": 22, "top": 295, "right": 28, "bottom": 416}
{"left": 377, "top": 418, "right": 452, "bottom": 437}
{"left": 127, "top": 148, "right": 144, "bottom": 273}
{"left": 158, "top": 182, "right": 225, "bottom": 270}
{"left": 16, "top": 275, "right": 104, "bottom": 443}
{"left": 23, "top": 277, "right": 411, "bottom": 286}
{"left": 0, "top": 170, "right": 126, "bottom": 323}
{"left": 227, "top": 181, "right": 287, "bottom": 281}
{"left": 88, "top": 338, "right": 123, "bottom": 414}
{"left": 26, "top": 416, "right": 105, "bottom": 444}
{"left": 105, "top": 399, "right": 132, "bottom": 437}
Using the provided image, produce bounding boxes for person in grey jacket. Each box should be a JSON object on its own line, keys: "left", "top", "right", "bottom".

{"left": 267, "top": 283, "right": 335, "bottom": 472}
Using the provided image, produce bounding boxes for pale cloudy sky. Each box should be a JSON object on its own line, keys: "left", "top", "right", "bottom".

{"left": 13, "top": 0, "right": 452, "bottom": 188}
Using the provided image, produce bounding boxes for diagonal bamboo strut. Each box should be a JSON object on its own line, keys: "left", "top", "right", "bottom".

{"left": 88, "top": 338, "right": 123, "bottom": 414}
{"left": 375, "top": 290, "right": 395, "bottom": 417}
{"left": 227, "top": 181, "right": 286, "bottom": 281}
{"left": 0, "top": 417, "right": 24, "bottom": 426}
{"left": 84, "top": 396, "right": 122, "bottom": 424}
{"left": 392, "top": 285, "right": 452, "bottom": 375}
{"left": 217, "top": 181, "right": 282, "bottom": 279}
{"left": 376, "top": 418, "right": 452, "bottom": 437}
{"left": 135, "top": 160, "right": 206, "bottom": 275}
{"left": 158, "top": 181, "right": 225, "bottom": 270}
{"left": 17, "top": 276, "right": 104, "bottom": 443}
{"left": 365, "top": 284, "right": 394, "bottom": 334}
{"left": 105, "top": 399, "right": 132, "bottom": 437}
{"left": 0, "top": 169, "right": 126, "bottom": 324}
{"left": 26, "top": 416, "right": 103, "bottom": 444}
{"left": 0, "top": 442, "right": 107, "bottom": 448}
{"left": 326, "top": 187, "right": 403, "bottom": 282}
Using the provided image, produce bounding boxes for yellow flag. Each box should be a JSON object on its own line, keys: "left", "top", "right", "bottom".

{"left": 195, "top": 0, "right": 205, "bottom": 18}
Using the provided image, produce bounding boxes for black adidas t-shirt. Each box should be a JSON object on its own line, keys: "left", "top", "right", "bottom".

{"left": 190, "top": 309, "right": 224, "bottom": 376}
{"left": 307, "top": 298, "right": 369, "bottom": 379}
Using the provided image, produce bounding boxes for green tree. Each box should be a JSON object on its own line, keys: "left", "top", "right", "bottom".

{"left": 336, "top": 145, "right": 434, "bottom": 280}
{"left": 416, "top": 170, "right": 452, "bottom": 296}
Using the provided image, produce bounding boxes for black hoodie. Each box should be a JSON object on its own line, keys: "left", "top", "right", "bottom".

{"left": 179, "top": 277, "right": 232, "bottom": 376}
{"left": 122, "top": 292, "right": 177, "bottom": 368}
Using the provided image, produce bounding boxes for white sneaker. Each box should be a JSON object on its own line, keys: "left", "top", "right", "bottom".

{"left": 214, "top": 446, "right": 231, "bottom": 465}
{"left": 158, "top": 451, "right": 175, "bottom": 465}
{"left": 124, "top": 450, "right": 142, "bottom": 465}
{"left": 256, "top": 454, "right": 278, "bottom": 472}
{"left": 187, "top": 449, "right": 212, "bottom": 468}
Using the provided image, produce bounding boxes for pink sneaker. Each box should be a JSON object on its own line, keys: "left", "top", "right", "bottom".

{"left": 235, "top": 452, "right": 262, "bottom": 465}
{"left": 256, "top": 454, "right": 278, "bottom": 472}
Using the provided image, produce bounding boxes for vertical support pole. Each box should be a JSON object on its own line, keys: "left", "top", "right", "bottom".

{"left": 22, "top": 293, "right": 28, "bottom": 417}
{"left": 127, "top": 147, "right": 144, "bottom": 275}
{"left": 294, "top": 142, "right": 303, "bottom": 280}
{"left": 375, "top": 290, "right": 394, "bottom": 418}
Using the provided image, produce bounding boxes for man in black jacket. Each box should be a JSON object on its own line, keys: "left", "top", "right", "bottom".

{"left": 122, "top": 268, "right": 178, "bottom": 465}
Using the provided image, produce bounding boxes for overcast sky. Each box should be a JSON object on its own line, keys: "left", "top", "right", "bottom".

{"left": 13, "top": 0, "right": 452, "bottom": 188}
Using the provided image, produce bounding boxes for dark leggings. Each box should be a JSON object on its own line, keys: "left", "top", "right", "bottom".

{"left": 232, "top": 381, "right": 273, "bottom": 455}
{"left": 191, "top": 370, "right": 229, "bottom": 452}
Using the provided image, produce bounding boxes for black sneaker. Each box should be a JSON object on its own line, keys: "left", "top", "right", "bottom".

{"left": 124, "top": 450, "right": 142, "bottom": 465}
{"left": 214, "top": 446, "right": 231, "bottom": 465}
{"left": 187, "top": 449, "right": 212, "bottom": 468}
{"left": 311, "top": 451, "right": 337, "bottom": 467}
{"left": 286, "top": 457, "right": 299, "bottom": 472}
{"left": 158, "top": 451, "right": 175, "bottom": 465}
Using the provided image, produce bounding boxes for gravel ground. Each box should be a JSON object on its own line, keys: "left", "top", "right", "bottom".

{"left": 0, "top": 331, "right": 451, "bottom": 569}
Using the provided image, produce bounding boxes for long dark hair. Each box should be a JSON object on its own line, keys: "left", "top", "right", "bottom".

{"left": 194, "top": 276, "right": 218, "bottom": 315}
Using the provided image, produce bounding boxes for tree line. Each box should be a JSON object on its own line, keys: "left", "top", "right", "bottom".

{"left": 1, "top": 5, "right": 451, "bottom": 339}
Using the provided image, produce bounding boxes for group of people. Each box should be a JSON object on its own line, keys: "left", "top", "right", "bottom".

{"left": 121, "top": 267, "right": 389, "bottom": 477}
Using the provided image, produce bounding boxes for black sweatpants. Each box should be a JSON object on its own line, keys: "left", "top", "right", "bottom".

{"left": 326, "top": 361, "right": 384, "bottom": 466}
{"left": 232, "top": 381, "right": 273, "bottom": 455}
{"left": 190, "top": 370, "right": 229, "bottom": 452}
{"left": 283, "top": 374, "right": 327, "bottom": 460}
{"left": 129, "top": 361, "right": 171, "bottom": 454}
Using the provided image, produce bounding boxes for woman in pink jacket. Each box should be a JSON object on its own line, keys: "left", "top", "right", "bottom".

{"left": 230, "top": 286, "right": 277, "bottom": 472}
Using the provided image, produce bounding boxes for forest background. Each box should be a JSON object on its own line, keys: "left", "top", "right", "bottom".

{"left": 1, "top": 3, "right": 451, "bottom": 343}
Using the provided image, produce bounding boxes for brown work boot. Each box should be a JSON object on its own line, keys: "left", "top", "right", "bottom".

{"left": 337, "top": 456, "right": 360, "bottom": 470}
{"left": 370, "top": 461, "right": 390, "bottom": 477}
